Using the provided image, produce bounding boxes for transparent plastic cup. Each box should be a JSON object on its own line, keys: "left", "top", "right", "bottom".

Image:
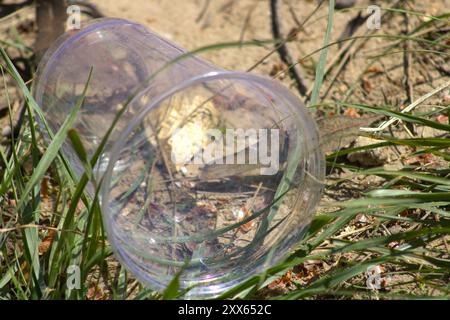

{"left": 33, "top": 18, "right": 325, "bottom": 298}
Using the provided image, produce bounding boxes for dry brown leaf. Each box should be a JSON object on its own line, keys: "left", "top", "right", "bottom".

{"left": 361, "top": 78, "right": 373, "bottom": 93}
{"left": 405, "top": 153, "right": 435, "bottom": 166}
{"left": 40, "top": 176, "right": 49, "bottom": 200}
{"left": 343, "top": 107, "right": 361, "bottom": 118}
{"left": 269, "top": 63, "right": 285, "bottom": 77}
{"left": 366, "top": 66, "right": 383, "bottom": 74}
{"left": 238, "top": 206, "right": 254, "bottom": 233}
{"left": 38, "top": 229, "right": 56, "bottom": 255}
{"left": 436, "top": 114, "right": 448, "bottom": 124}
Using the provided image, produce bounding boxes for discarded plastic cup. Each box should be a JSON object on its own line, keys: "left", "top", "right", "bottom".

{"left": 33, "top": 18, "right": 325, "bottom": 298}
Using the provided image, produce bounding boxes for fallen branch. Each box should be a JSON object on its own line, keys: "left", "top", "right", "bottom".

{"left": 270, "top": 0, "right": 308, "bottom": 96}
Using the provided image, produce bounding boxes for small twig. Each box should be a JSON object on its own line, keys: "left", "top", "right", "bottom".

{"left": 443, "top": 236, "right": 449, "bottom": 254}
{"left": 270, "top": 0, "right": 308, "bottom": 96}
{"left": 0, "top": 224, "right": 81, "bottom": 234}
{"left": 286, "top": 0, "right": 302, "bottom": 30}
{"left": 333, "top": 224, "right": 373, "bottom": 239}
{"left": 239, "top": 1, "right": 258, "bottom": 44}
{"left": 403, "top": 9, "right": 414, "bottom": 104}
{"left": 246, "top": 0, "right": 322, "bottom": 72}
{"left": 195, "top": 0, "right": 211, "bottom": 23}
{"left": 247, "top": 182, "right": 262, "bottom": 212}
{"left": 402, "top": 3, "right": 416, "bottom": 135}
